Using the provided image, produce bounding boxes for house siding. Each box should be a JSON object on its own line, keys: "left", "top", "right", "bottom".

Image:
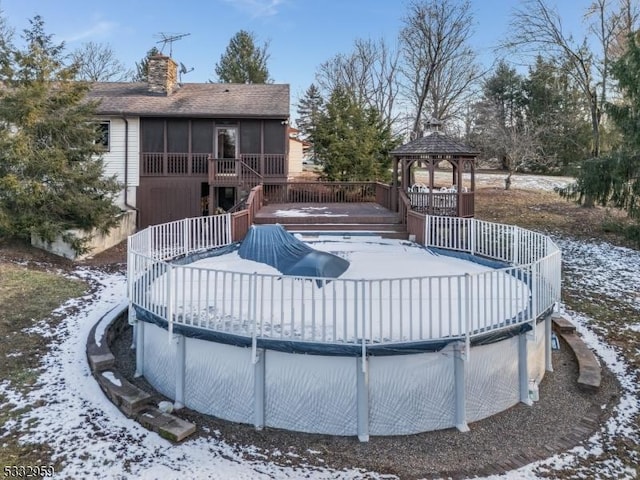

{"left": 100, "top": 116, "right": 140, "bottom": 209}
{"left": 288, "top": 138, "right": 303, "bottom": 176}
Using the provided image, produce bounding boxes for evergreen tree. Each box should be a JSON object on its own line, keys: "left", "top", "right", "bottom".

{"left": 471, "top": 61, "right": 526, "bottom": 169}
{"left": 296, "top": 83, "right": 323, "bottom": 139}
{"left": 133, "top": 46, "right": 160, "bottom": 82}
{"left": 559, "top": 33, "right": 640, "bottom": 238}
{"left": 523, "top": 56, "right": 591, "bottom": 171}
{"left": 0, "top": 16, "right": 121, "bottom": 253}
{"left": 214, "top": 30, "right": 270, "bottom": 84}
{"left": 311, "top": 87, "right": 397, "bottom": 181}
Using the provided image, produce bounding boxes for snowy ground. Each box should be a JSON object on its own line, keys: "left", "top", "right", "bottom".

{"left": 1, "top": 173, "right": 638, "bottom": 479}
{"left": 417, "top": 170, "right": 574, "bottom": 192}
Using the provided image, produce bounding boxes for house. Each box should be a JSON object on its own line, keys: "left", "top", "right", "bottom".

{"left": 87, "top": 54, "right": 290, "bottom": 228}
{"left": 287, "top": 127, "right": 304, "bottom": 176}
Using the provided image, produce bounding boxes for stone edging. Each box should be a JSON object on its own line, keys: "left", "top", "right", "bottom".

{"left": 552, "top": 313, "right": 602, "bottom": 391}
{"left": 86, "top": 303, "right": 196, "bottom": 442}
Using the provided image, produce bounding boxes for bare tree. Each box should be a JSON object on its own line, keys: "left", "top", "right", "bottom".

{"left": 70, "top": 41, "right": 132, "bottom": 82}
{"left": 479, "top": 101, "right": 547, "bottom": 189}
{"left": 0, "top": 5, "right": 14, "bottom": 80}
{"left": 503, "top": 0, "right": 621, "bottom": 158}
{"left": 607, "top": 0, "right": 640, "bottom": 62}
{"left": 316, "top": 37, "right": 401, "bottom": 130}
{"left": 399, "top": 0, "right": 481, "bottom": 135}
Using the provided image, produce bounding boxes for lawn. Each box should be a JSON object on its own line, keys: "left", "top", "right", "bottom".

{"left": 0, "top": 263, "right": 86, "bottom": 472}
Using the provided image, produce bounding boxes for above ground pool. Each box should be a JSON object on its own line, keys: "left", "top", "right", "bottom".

{"left": 128, "top": 215, "right": 561, "bottom": 440}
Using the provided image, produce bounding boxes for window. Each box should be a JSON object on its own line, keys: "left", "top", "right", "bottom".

{"left": 96, "top": 121, "right": 110, "bottom": 150}
{"left": 216, "top": 127, "right": 237, "bottom": 159}
{"left": 141, "top": 118, "right": 165, "bottom": 153}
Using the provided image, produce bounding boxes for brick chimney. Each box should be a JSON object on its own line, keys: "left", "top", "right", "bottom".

{"left": 147, "top": 55, "right": 178, "bottom": 95}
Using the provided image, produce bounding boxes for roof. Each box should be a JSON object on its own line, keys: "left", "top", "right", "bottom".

{"left": 390, "top": 131, "right": 478, "bottom": 157}
{"left": 87, "top": 82, "right": 290, "bottom": 118}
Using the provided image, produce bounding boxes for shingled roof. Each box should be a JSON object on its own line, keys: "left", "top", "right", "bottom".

{"left": 87, "top": 82, "right": 290, "bottom": 118}
{"left": 391, "top": 131, "right": 478, "bottom": 157}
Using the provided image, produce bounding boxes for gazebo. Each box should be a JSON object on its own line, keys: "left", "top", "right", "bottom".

{"left": 390, "top": 123, "right": 478, "bottom": 217}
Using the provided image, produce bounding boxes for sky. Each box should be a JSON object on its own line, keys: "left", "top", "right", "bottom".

{"left": 2, "top": 0, "right": 596, "bottom": 113}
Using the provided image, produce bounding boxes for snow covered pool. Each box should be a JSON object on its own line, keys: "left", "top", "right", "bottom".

{"left": 130, "top": 217, "right": 559, "bottom": 439}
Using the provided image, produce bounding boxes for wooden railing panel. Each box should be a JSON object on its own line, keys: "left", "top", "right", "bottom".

{"left": 263, "top": 182, "right": 377, "bottom": 204}
{"left": 375, "top": 182, "right": 391, "bottom": 209}
{"left": 141, "top": 153, "right": 210, "bottom": 177}
{"left": 407, "top": 211, "right": 426, "bottom": 244}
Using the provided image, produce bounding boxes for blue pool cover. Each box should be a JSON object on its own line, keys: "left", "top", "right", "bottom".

{"left": 238, "top": 224, "right": 350, "bottom": 279}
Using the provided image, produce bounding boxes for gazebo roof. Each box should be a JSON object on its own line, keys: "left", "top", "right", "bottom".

{"left": 391, "top": 131, "right": 478, "bottom": 157}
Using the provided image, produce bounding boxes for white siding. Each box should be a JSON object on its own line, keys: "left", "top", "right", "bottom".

{"left": 99, "top": 116, "right": 140, "bottom": 208}
{"left": 288, "top": 137, "right": 303, "bottom": 175}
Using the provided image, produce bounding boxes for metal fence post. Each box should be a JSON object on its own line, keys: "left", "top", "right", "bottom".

{"left": 453, "top": 341, "right": 469, "bottom": 432}
{"left": 469, "top": 219, "right": 476, "bottom": 256}
{"left": 519, "top": 330, "right": 533, "bottom": 406}
{"left": 356, "top": 356, "right": 369, "bottom": 442}
{"left": 166, "top": 264, "right": 174, "bottom": 341}
{"left": 175, "top": 334, "right": 186, "bottom": 409}
{"left": 545, "top": 314, "right": 554, "bottom": 372}
{"left": 226, "top": 213, "right": 232, "bottom": 245}
{"left": 134, "top": 320, "right": 144, "bottom": 378}
{"left": 254, "top": 348, "right": 265, "bottom": 430}
{"left": 465, "top": 273, "right": 472, "bottom": 361}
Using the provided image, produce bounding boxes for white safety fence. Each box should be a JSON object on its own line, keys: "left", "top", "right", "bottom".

{"left": 128, "top": 214, "right": 561, "bottom": 347}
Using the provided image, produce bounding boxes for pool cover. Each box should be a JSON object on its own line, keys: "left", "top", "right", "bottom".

{"left": 238, "top": 224, "right": 350, "bottom": 279}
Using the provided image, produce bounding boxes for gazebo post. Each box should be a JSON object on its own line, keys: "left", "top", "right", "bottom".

{"left": 391, "top": 156, "right": 399, "bottom": 211}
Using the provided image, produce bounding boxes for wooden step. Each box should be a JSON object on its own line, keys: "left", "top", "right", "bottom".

{"left": 279, "top": 223, "right": 405, "bottom": 231}
{"left": 254, "top": 215, "right": 401, "bottom": 225}
{"left": 281, "top": 224, "right": 409, "bottom": 240}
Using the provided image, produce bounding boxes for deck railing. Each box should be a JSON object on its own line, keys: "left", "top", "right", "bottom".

{"left": 140, "top": 153, "right": 286, "bottom": 179}
{"left": 408, "top": 191, "right": 474, "bottom": 217}
{"left": 263, "top": 181, "right": 378, "bottom": 204}
{"left": 230, "top": 185, "right": 263, "bottom": 241}
{"left": 141, "top": 153, "right": 210, "bottom": 176}
{"left": 128, "top": 214, "right": 561, "bottom": 350}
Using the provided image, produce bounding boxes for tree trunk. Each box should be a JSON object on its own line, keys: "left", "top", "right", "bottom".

{"left": 504, "top": 172, "right": 512, "bottom": 190}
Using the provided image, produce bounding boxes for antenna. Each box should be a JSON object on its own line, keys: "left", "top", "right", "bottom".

{"left": 154, "top": 32, "right": 191, "bottom": 57}
{"left": 179, "top": 62, "right": 194, "bottom": 82}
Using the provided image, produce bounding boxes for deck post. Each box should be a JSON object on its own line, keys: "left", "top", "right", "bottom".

{"left": 356, "top": 356, "right": 369, "bottom": 442}
{"left": 134, "top": 320, "right": 144, "bottom": 378}
{"left": 254, "top": 348, "right": 265, "bottom": 430}
{"left": 519, "top": 330, "right": 533, "bottom": 405}
{"left": 174, "top": 333, "right": 186, "bottom": 409}
{"left": 545, "top": 314, "right": 554, "bottom": 372}
{"left": 453, "top": 341, "right": 469, "bottom": 432}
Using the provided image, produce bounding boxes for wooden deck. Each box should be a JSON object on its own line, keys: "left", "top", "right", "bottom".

{"left": 253, "top": 202, "right": 407, "bottom": 237}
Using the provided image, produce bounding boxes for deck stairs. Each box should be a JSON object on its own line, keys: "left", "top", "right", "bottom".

{"left": 253, "top": 207, "right": 409, "bottom": 240}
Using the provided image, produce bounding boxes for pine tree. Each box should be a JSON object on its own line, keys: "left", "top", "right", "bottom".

{"left": 133, "top": 46, "right": 160, "bottom": 82}
{"left": 0, "top": 16, "right": 121, "bottom": 253}
{"left": 312, "top": 87, "right": 397, "bottom": 181}
{"left": 523, "top": 56, "right": 591, "bottom": 171}
{"left": 214, "top": 30, "right": 270, "bottom": 84}
{"left": 296, "top": 84, "right": 323, "bottom": 139}
{"left": 559, "top": 33, "right": 640, "bottom": 239}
